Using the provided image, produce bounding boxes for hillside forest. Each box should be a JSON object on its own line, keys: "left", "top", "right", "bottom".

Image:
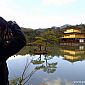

{"left": 22, "top": 24, "right": 85, "bottom": 46}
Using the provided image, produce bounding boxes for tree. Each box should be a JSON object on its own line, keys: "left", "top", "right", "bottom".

{"left": 41, "top": 29, "right": 59, "bottom": 45}
{"left": 32, "top": 36, "right": 46, "bottom": 51}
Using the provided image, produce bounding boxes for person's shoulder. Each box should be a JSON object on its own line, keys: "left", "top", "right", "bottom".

{"left": 0, "top": 17, "right": 8, "bottom": 30}
{"left": 0, "top": 17, "right": 7, "bottom": 24}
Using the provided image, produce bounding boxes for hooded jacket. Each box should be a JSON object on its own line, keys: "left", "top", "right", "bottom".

{"left": 0, "top": 18, "right": 26, "bottom": 61}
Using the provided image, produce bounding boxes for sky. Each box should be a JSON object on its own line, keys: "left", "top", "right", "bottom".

{"left": 0, "top": 0, "right": 85, "bottom": 29}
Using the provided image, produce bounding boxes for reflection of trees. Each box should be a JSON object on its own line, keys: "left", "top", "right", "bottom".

{"left": 10, "top": 54, "right": 57, "bottom": 85}
{"left": 32, "top": 54, "right": 57, "bottom": 74}
{"left": 11, "top": 45, "right": 85, "bottom": 84}
{"left": 18, "top": 45, "right": 61, "bottom": 58}
{"left": 43, "top": 55, "right": 57, "bottom": 73}
{"left": 43, "top": 62, "right": 57, "bottom": 73}
{"left": 18, "top": 45, "right": 85, "bottom": 64}
{"left": 32, "top": 54, "right": 45, "bottom": 64}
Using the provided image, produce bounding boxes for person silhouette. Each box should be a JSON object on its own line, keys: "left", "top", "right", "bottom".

{"left": 0, "top": 17, "right": 26, "bottom": 85}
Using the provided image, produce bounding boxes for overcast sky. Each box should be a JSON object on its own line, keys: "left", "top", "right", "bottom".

{"left": 0, "top": 0, "right": 85, "bottom": 29}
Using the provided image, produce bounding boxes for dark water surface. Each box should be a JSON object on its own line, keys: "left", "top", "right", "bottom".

{"left": 7, "top": 46, "right": 85, "bottom": 85}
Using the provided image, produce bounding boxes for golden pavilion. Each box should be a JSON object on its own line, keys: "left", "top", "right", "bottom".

{"left": 60, "top": 26, "right": 85, "bottom": 45}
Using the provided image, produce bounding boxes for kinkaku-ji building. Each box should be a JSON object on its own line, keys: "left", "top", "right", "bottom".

{"left": 60, "top": 26, "right": 85, "bottom": 46}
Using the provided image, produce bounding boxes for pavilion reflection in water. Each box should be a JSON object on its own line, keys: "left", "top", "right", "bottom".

{"left": 60, "top": 45, "right": 85, "bottom": 63}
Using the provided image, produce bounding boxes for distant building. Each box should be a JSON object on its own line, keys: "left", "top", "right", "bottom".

{"left": 60, "top": 26, "right": 85, "bottom": 45}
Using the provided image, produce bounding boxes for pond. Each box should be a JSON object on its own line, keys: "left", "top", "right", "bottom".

{"left": 7, "top": 45, "right": 85, "bottom": 85}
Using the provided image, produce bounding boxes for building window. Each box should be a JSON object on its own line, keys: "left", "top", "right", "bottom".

{"left": 79, "top": 39, "right": 84, "bottom": 43}
{"left": 79, "top": 46, "right": 84, "bottom": 50}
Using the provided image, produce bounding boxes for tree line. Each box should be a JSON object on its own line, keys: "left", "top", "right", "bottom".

{"left": 22, "top": 24, "right": 85, "bottom": 46}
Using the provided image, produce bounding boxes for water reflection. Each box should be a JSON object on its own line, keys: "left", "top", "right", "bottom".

{"left": 60, "top": 45, "right": 85, "bottom": 63}
{"left": 7, "top": 45, "right": 85, "bottom": 85}
{"left": 32, "top": 54, "right": 57, "bottom": 74}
